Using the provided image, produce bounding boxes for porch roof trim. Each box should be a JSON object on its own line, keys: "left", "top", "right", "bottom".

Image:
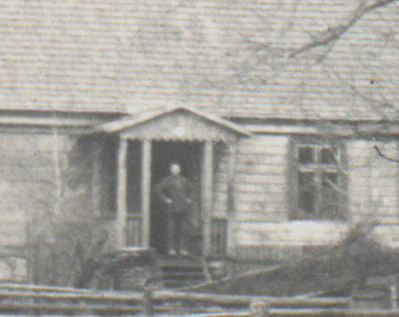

{"left": 90, "top": 105, "right": 252, "bottom": 138}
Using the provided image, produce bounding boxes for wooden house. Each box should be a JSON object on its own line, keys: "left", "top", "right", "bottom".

{"left": 0, "top": 0, "right": 398, "bottom": 282}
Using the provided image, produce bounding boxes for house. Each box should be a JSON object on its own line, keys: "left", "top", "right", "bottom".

{"left": 0, "top": 0, "right": 398, "bottom": 283}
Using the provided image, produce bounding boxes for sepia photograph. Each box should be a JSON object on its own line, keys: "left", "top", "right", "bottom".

{"left": 0, "top": 0, "right": 398, "bottom": 315}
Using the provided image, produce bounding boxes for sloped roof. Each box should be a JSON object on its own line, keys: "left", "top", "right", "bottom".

{"left": 0, "top": 1, "right": 398, "bottom": 120}
{"left": 94, "top": 105, "right": 250, "bottom": 137}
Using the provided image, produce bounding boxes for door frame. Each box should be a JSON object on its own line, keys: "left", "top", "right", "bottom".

{"left": 116, "top": 138, "right": 215, "bottom": 256}
{"left": 149, "top": 140, "right": 203, "bottom": 254}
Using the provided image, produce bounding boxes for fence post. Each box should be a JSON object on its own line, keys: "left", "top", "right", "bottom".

{"left": 390, "top": 276, "right": 398, "bottom": 310}
{"left": 143, "top": 288, "right": 153, "bottom": 316}
{"left": 250, "top": 300, "right": 270, "bottom": 317}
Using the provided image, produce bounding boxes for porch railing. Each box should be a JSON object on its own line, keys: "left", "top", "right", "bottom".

{"left": 126, "top": 215, "right": 142, "bottom": 247}
{"left": 210, "top": 217, "right": 228, "bottom": 256}
{"left": 125, "top": 214, "right": 227, "bottom": 254}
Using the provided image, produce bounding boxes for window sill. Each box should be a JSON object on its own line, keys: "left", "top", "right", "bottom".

{"left": 288, "top": 219, "right": 348, "bottom": 225}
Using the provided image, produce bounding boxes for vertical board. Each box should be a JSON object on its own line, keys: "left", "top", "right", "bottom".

{"left": 126, "top": 217, "right": 142, "bottom": 247}
{"left": 141, "top": 140, "right": 152, "bottom": 248}
{"left": 202, "top": 141, "right": 214, "bottom": 256}
{"left": 116, "top": 138, "right": 128, "bottom": 247}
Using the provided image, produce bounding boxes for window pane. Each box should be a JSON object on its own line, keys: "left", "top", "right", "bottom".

{"left": 298, "top": 172, "right": 316, "bottom": 214}
{"left": 321, "top": 147, "right": 338, "bottom": 165}
{"left": 298, "top": 147, "right": 314, "bottom": 164}
{"left": 321, "top": 173, "right": 339, "bottom": 218}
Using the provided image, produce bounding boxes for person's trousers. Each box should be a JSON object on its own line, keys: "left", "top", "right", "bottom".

{"left": 167, "top": 212, "right": 188, "bottom": 252}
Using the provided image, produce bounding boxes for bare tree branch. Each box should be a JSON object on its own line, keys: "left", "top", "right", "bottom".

{"left": 374, "top": 145, "right": 399, "bottom": 163}
{"left": 290, "top": 0, "right": 398, "bottom": 58}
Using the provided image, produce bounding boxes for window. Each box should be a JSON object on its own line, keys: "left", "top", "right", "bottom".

{"left": 292, "top": 140, "right": 346, "bottom": 220}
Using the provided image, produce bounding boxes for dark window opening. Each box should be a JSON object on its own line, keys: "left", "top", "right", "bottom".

{"left": 321, "top": 172, "right": 340, "bottom": 218}
{"left": 298, "top": 172, "right": 316, "bottom": 215}
{"left": 321, "top": 147, "right": 338, "bottom": 165}
{"left": 298, "top": 147, "right": 315, "bottom": 164}
{"left": 293, "top": 141, "right": 345, "bottom": 220}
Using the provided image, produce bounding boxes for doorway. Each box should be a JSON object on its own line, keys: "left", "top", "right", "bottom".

{"left": 150, "top": 141, "right": 203, "bottom": 255}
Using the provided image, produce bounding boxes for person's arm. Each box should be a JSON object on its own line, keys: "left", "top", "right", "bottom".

{"left": 156, "top": 178, "right": 172, "bottom": 204}
{"left": 185, "top": 178, "right": 193, "bottom": 205}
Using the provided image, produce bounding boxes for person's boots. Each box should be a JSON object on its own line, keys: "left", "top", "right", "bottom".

{"left": 180, "top": 249, "right": 189, "bottom": 256}
{"left": 168, "top": 249, "right": 177, "bottom": 256}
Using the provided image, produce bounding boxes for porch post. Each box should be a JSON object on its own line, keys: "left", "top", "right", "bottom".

{"left": 227, "top": 142, "right": 237, "bottom": 214}
{"left": 141, "top": 140, "right": 152, "bottom": 248}
{"left": 202, "top": 140, "right": 214, "bottom": 256}
{"left": 116, "top": 137, "right": 128, "bottom": 247}
{"left": 227, "top": 142, "right": 237, "bottom": 255}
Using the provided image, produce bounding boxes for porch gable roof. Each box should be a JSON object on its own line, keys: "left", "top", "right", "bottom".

{"left": 91, "top": 105, "right": 251, "bottom": 142}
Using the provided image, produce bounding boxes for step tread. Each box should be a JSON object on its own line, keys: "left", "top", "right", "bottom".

{"left": 160, "top": 262, "right": 203, "bottom": 267}
{"left": 157, "top": 255, "right": 209, "bottom": 289}
{"left": 161, "top": 267, "right": 203, "bottom": 273}
{"left": 162, "top": 272, "right": 205, "bottom": 277}
{"left": 162, "top": 276, "right": 206, "bottom": 282}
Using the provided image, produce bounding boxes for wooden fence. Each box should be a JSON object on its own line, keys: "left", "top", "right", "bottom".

{"left": 179, "top": 309, "right": 399, "bottom": 317}
{"left": 0, "top": 282, "right": 397, "bottom": 316}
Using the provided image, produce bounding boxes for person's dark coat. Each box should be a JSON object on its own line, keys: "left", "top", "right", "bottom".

{"left": 156, "top": 175, "right": 191, "bottom": 213}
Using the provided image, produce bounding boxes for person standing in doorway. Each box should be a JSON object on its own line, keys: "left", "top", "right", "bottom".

{"left": 156, "top": 162, "right": 192, "bottom": 256}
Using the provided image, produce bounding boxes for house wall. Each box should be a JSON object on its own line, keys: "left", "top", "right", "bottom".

{"left": 217, "top": 134, "right": 399, "bottom": 263}
{"left": 65, "top": 135, "right": 119, "bottom": 249}
{"left": 2, "top": 126, "right": 398, "bottom": 279}
{"left": 230, "top": 135, "right": 347, "bottom": 261}
{"left": 213, "top": 134, "right": 319, "bottom": 261}
{"left": 0, "top": 130, "right": 119, "bottom": 283}
{"left": 0, "top": 131, "right": 123, "bottom": 284}
{"left": 347, "top": 139, "right": 399, "bottom": 247}
{"left": 0, "top": 131, "right": 76, "bottom": 282}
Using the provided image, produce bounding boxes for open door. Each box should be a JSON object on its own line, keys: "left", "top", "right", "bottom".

{"left": 150, "top": 141, "right": 202, "bottom": 255}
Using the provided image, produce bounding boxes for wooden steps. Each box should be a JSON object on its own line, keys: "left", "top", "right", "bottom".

{"left": 159, "top": 255, "right": 210, "bottom": 288}
{"left": 104, "top": 249, "right": 212, "bottom": 290}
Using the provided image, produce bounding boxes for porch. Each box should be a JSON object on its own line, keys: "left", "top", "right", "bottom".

{"left": 92, "top": 106, "right": 250, "bottom": 258}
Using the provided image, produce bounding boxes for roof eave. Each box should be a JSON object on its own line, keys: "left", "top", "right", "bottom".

{"left": 89, "top": 105, "right": 252, "bottom": 138}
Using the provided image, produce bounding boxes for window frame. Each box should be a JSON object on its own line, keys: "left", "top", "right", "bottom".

{"left": 290, "top": 137, "right": 347, "bottom": 221}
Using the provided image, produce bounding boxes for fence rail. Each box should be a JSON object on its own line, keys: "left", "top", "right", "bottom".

{"left": 0, "top": 282, "right": 396, "bottom": 316}
{"left": 180, "top": 309, "right": 399, "bottom": 317}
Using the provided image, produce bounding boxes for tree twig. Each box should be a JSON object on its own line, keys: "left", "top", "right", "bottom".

{"left": 290, "top": 0, "right": 398, "bottom": 58}
{"left": 374, "top": 145, "right": 399, "bottom": 163}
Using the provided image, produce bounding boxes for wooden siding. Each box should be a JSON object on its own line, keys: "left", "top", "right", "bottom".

{"left": 229, "top": 137, "right": 399, "bottom": 262}
{"left": 212, "top": 135, "right": 291, "bottom": 259}
{"left": 234, "top": 221, "right": 348, "bottom": 261}
{"left": 236, "top": 222, "right": 347, "bottom": 246}
{"left": 373, "top": 225, "right": 399, "bottom": 248}
{"left": 348, "top": 139, "right": 399, "bottom": 224}
{"left": 213, "top": 135, "right": 289, "bottom": 221}
{"left": 3, "top": 128, "right": 399, "bottom": 268}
